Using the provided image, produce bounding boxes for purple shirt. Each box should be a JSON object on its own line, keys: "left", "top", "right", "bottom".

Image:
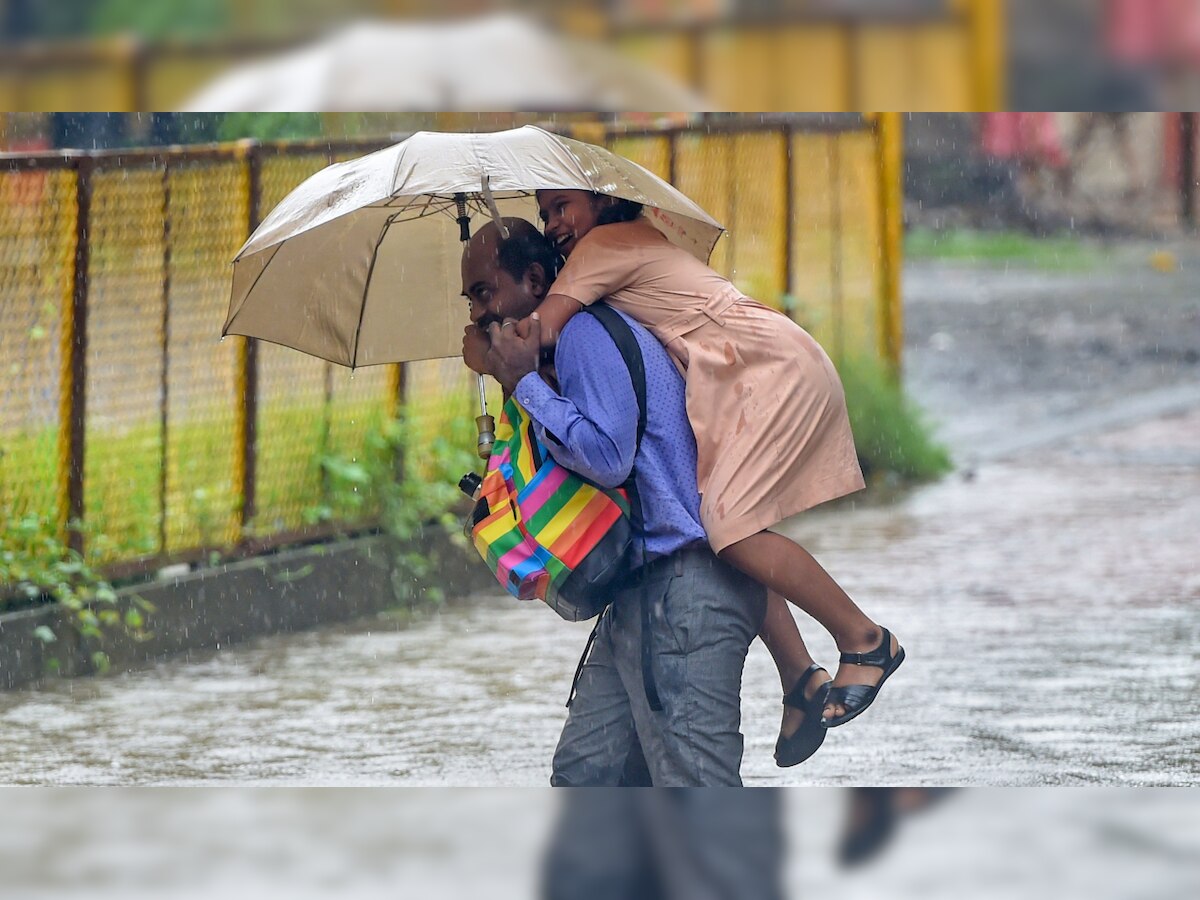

{"left": 513, "top": 307, "right": 708, "bottom": 563}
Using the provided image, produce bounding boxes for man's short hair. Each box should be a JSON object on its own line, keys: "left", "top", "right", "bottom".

{"left": 496, "top": 223, "right": 561, "bottom": 284}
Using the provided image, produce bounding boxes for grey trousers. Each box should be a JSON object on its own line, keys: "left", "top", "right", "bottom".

{"left": 540, "top": 789, "right": 786, "bottom": 900}
{"left": 550, "top": 548, "right": 767, "bottom": 787}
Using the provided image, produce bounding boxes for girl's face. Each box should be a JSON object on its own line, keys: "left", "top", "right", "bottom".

{"left": 536, "top": 190, "right": 601, "bottom": 258}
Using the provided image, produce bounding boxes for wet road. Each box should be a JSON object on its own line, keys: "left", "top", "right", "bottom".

{"left": 0, "top": 257, "right": 1197, "bottom": 786}
{"left": 0, "top": 418, "right": 1195, "bottom": 786}
{"left": 1, "top": 788, "right": 1196, "bottom": 896}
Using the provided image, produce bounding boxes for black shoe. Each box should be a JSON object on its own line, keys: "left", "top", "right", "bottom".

{"left": 822, "top": 628, "right": 905, "bottom": 728}
{"left": 837, "top": 788, "right": 895, "bottom": 867}
{"left": 838, "top": 787, "right": 958, "bottom": 868}
{"left": 774, "top": 664, "right": 832, "bottom": 768}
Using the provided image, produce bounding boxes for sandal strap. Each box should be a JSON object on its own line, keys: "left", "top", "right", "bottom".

{"left": 782, "top": 663, "right": 828, "bottom": 708}
{"left": 825, "top": 683, "right": 874, "bottom": 714}
{"left": 838, "top": 628, "right": 892, "bottom": 668}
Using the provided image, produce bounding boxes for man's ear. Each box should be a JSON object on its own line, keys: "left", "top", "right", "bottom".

{"left": 525, "top": 262, "right": 548, "bottom": 299}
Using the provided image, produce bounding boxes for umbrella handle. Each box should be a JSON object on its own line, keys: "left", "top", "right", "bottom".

{"left": 475, "top": 373, "right": 495, "bottom": 459}
{"left": 455, "top": 192, "right": 471, "bottom": 243}
{"left": 481, "top": 174, "right": 509, "bottom": 239}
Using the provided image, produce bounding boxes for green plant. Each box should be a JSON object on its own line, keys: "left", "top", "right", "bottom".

{"left": 905, "top": 227, "right": 1106, "bottom": 271}
{"left": 839, "top": 354, "right": 953, "bottom": 484}
{"left": 308, "top": 409, "right": 479, "bottom": 608}
{"left": 217, "top": 113, "right": 326, "bottom": 143}
{"left": 1, "top": 512, "right": 156, "bottom": 674}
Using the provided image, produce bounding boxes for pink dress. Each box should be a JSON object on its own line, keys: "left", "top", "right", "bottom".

{"left": 550, "top": 218, "right": 865, "bottom": 552}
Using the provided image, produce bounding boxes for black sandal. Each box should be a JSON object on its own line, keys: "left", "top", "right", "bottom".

{"left": 774, "top": 664, "right": 832, "bottom": 768}
{"left": 821, "top": 628, "right": 905, "bottom": 728}
{"left": 837, "top": 788, "right": 895, "bottom": 867}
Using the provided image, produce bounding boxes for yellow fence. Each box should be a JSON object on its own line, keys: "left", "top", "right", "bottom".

{"left": 0, "top": 37, "right": 303, "bottom": 111}
{"left": 614, "top": 0, "right": 1004, "bottom": 111}
{"left": 1, "top": 116, "right": 902, "bottom": 574}
{"left": 0, "top": 2, "right": 1003, "bottom": 112}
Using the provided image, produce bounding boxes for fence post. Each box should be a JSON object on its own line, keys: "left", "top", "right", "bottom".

{"left": 686, "top": 25, "right": 704, "bottom": 99}
{"left": 782, "top": 125, "right": 794, "bottom": 310}
{"left": 845, "top": 21, "right": 861, "bottom": 111}
{"left": 235, "top": 140, "right": 262, "bottom": 539}
{"left": 961, "top": 0, "right": 1005, "bottom": 111}
{"left": 873, "top": 112, "right": 904, "bottom": 379}
{"left": 1181, "top": 113, "right": 1196, "bottom": 230}
{"left": 829, "top": 132, "right": 845, "bottom": 364}
{"left": 124, "top": 37, "right": 149, "bottom": 112}
{"left": 61, "top": 155, "right": 93, "bottom": 557}
{"left": 389, "top": 362, "right": 408, "bottom": 484}
{"left": 158, "top": 162, "right": 172, "bottom": 556}
{"left": 667, "top": 131, "right": 677, "bottom": 187}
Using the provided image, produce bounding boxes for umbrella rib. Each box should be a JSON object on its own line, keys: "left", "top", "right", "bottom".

{"left": 350, "top": 214, "right": 402, "bottom": 369}
{"left": 381, "top": 193, "right": 444, "bottom": 220}
{"left": 414, "top": 194, "right": 439, "bottom": 219}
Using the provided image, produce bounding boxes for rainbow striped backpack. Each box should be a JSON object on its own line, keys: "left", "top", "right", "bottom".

{"left": 467, "top": 305, "right": 647, "bottom": 622}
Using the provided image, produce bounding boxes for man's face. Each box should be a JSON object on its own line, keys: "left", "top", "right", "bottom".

{"left": 460, "top": 233, "right": 541, "bottom": 329}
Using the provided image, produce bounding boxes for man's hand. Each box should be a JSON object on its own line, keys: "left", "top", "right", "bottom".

{"left": 462, "top": 324, "right": 491, "bottom": 375}
{"left": 486, "top": 313, "right": 542, "bottom": 393}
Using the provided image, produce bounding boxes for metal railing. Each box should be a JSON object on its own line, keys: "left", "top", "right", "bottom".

{"left": 610, "top": 1, "right": 1005, "bottom": 111}
{"left": 1, "top": 115, "right": 902, "bottom": 575}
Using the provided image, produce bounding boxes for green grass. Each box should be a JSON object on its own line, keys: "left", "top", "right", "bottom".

{"left": 4, "top": 357, "right": 948, "bottom": 574}
{"left": 840, "top": 353, "right": 953, "bottom": 484}
{"left": 905, "top": 227, "right": 1107, "bottom": 271}
{"left": 2, "top": 387, "right": 473, "bottom": 565}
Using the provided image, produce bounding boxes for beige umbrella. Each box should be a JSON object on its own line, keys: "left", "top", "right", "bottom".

{"left": 183, "top": 15, "right": 706, "bottom": 112}
{"left": 222, "top": 124, "right": 724, "bottom": 453}
{"left": 224, "top": 124, "right": 723, "bottom": 366}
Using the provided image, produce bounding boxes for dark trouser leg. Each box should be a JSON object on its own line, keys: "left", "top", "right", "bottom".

{"left": 540, "top": 792, "right": 661, "bottom": 900}
{"left": 612, "top": 551, "right": 767, "bottom": 787}
{"left": 550, "top": 616, "right": 641, "bottom": 787}
{"left": 541, "top": 789, "right": 785, "bottom": 900}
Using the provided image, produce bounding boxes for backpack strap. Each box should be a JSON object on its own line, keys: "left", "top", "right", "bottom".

{"left": 577, "top": 304, "right": 662, "bottom": 713}
{"left": 581, "top": 304, "right": 647, "bottom": 454}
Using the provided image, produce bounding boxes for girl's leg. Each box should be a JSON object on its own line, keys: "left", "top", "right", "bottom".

{"left": 719, "top": 530, "right": 900, "bottom": 722}
{"left": 759, "top": 591, "right": 828, "bottom": 742}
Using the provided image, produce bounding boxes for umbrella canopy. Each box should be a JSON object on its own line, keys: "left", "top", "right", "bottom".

{"left": 183, "top": 15, "right": 705, "bottom": 112}
{"left": 223, "top": 125, "right": 724, "bottom": 368}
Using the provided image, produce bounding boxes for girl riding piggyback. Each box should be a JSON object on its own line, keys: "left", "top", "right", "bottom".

{"left": 531, "top": 189, "right": 905, "bottom": 769}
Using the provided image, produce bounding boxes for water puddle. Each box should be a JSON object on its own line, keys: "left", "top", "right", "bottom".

{"left": 0, "top": 446, "right": 1195, "bottom": 786}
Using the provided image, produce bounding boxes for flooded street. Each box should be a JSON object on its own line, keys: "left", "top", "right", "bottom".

{"left": 0, "top": 788, "right": 1196, "bottom": 896}
{"left": 1, "top": 253, "right": 1197, "bottom": 786}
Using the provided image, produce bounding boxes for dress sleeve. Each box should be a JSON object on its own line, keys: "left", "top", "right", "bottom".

{"left": 548, "top": 225, "right": 639, "bottom": 306}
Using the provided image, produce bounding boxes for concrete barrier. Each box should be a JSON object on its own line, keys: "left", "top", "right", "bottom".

{"left": 0, "top": 533, "right": 495, "bottom": 691}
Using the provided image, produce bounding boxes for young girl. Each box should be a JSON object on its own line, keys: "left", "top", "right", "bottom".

{"left": 533, "top": 189, "right": 905, "bottom": 767}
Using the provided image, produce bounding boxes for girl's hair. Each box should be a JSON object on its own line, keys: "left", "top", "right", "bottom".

{"left": 593, "top": 194, "right": 644, "bottom": 226}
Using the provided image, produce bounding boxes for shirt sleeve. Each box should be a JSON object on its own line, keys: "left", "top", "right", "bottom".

{"left": 511, "top": 316, "right": 637, "bottom": 490}
{"left": 548, "top": 225, "right": 640, "bottom": 307}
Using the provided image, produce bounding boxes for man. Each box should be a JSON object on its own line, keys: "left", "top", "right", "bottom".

{"left": 461, "top": 218, "right": 766, "bottom": 787}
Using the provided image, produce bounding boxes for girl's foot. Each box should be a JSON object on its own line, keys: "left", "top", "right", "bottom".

{"left": 822, "top": 628, "right": 905, "bottom": 727}
{"left": 775, "top": 664, "right": 832, "bottom": 768}
{"left": 837, "top": 788, "right": 895, "bottom": 867}
{"left": 837, "top": 788, "right": 958, "bottom": 868}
